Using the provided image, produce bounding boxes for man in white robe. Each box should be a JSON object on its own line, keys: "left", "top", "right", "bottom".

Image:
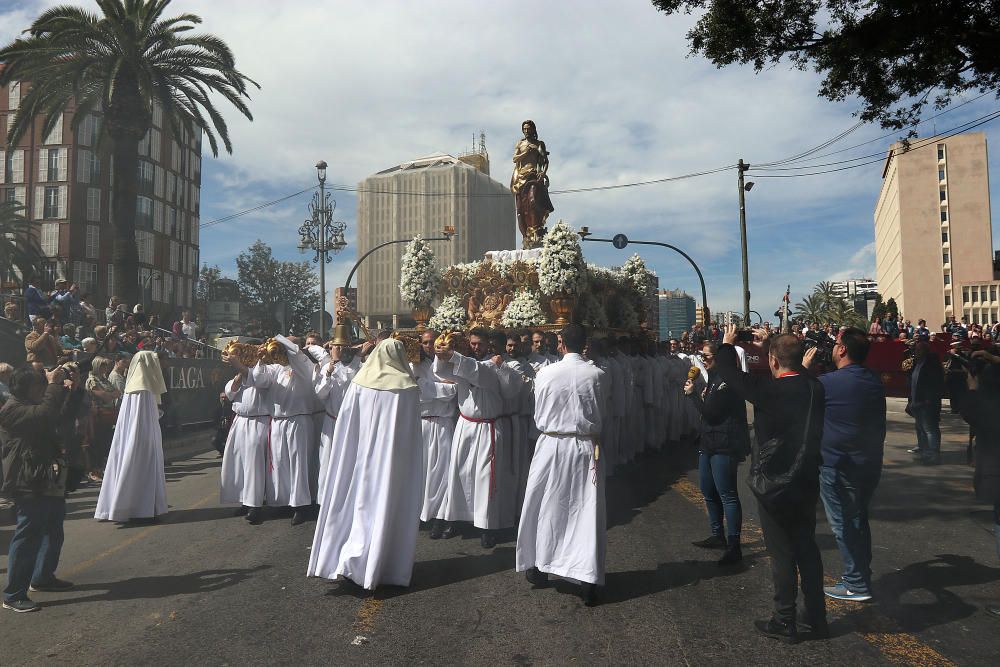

{"left": 308, "top": 339, "right": 422, "bottom": 590}
{"left": 246, "top": 335, "right": 316, "bottom": 526}
{"left": 527, "top": 331, "right": 551, "bottom": 375}
{"left": 502, "top": 332, "right": 535, "bottom": 517}
{"left": 434, "top": 327, "right": 520, "bottom": 548}
{"left": 414, "top": 330, "right": 457, "bottom": 538}
{"left": 610, "top": 340, "right": 634, "bottom": 470}
{"left": 517, "top": 324, "right": 608, "bottom": 606}
{"left": 95, "top": 351, "right": 167, "bottom": 523}
{"left": 218, "top": 356, "right": 272, "bottom": 525}
{"left": 313, "top": 344, "right": 360, "bottom": 498}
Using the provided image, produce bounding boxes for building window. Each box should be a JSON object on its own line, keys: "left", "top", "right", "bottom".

{"left": 939, "top": 189, "right": 947, "bottom": 202}
{"left": 42, "top": 186, "right": 60, "bottom": 219}
{"left": 945, "top": 295, "right": 951, "bottom": 306}
{"left": 937, "top": 144, "right": 945, "bottom": 160}
{"left": 942, "top": 252, "right": 949, "bottom": 265}
{"left": 3, "top": 149, "right": 23, "bottom": 184}
{"left": 72, "top": 261, "right": 97, "bottom": 293}
{"left": 169, "top": 240, "right": 179, "bottom": 272}
{"left": 938, "top": 168, "right": 945, "bottom": 182}
{"left": 972, "top": 288, "right": 979, "bottom": 303}
{"left": 107, "top": 264, "right": 115, "bottom": 299}
{"left": 86, "top": 188, "right": 101, "bottom": 222}
{"left": 135, "top": 195, "right": 153, "bottom": 228}
{"left": 944, "top": 274, "right": 951, "bottom": 286}
{"left": 43, "top": 114, "right": 63, "bottom": 145}
{"left": 47, "top": 149, "right": 60, "bottom": 181}
{"left": 8, "top": 81, "right": 19, "bottom": 110}
{"left": 991, "top": 286, "right": 997, "bottom": 303}
{"left": 152, "top": 101, "right": 163, "bottom": 128}
{"left": 137, "top": 160, "right": 154, "bottom": 194}
{"left": 963, "top": 286, "right": 970, "bottom": 303}
{"left": 152, "top": 270, "right": 163, "bottom": 302}
{"left": 41, "top": 223, "right": 59, "bottom": 256}
{"left": 153, "top": 200, "right": 163, "bottom": 233}
{"left": 85, "top": 225, "right": 99, "bottom": 259}
{"left": 77, "top": 114, "right": 99, "bottom": 146}
{"left": 3, "top": 186, "right": 25, "bottom": 205}
{"left": 942, "top": 230, "right": 949, "bottom": 243}
{"left": 941, "top": 210, "right": 948, "bottom": 223}
{"left": 136, "top": 230, "right": 154, "bottom": 264}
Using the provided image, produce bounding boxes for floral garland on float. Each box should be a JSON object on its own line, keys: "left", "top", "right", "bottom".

{"left": 537, "top": 220, "right": 586, "bottom": 325}
{"left": 427, "top": 293, "right": 467, "bottom": 332}
{"left": 399, "top": 235, "right": 442, "bottom": 329}
{"left": 501, "top": 289, "right": 548, "bottom": 328}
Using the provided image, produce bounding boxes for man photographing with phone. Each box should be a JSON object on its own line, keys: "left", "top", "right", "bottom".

{"left": 715, "top": 325, "right": 827, "bottom": 643}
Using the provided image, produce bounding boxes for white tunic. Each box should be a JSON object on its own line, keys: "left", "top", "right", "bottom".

{"left": 413, "top": 358, "right": 457, "bottom": 522}
{"left": 314, "top": 356, "right": 361, "bottom": 497}
{"left": 434, "top": 351, "right": 519, "bottom": 529}
{"left": 516, "top": 353, "right": 608, "bottom": 585}
{"left": 247, "top": 347, "right": 316, "bottom": 508}
{"left": 504, "top": 355, "right": 535, "bottom": 515}
{"left": 219, "top": 376, "right": 272, "bottom": 507}
{"left": 308, "top": 382, "right": 422, "bottom": 589}
{"left": 95, "top": 391, "right": 166, "bottom": 521}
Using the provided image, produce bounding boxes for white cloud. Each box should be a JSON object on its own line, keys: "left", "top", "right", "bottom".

{"left": 3, "top": 0, "right": 998, "bottom": 317}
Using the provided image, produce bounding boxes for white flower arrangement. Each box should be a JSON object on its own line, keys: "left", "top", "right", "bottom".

{"left": 578, "top": 291, "right": 608, "bottom": 329}
{"left": 428, "top": 293, "right": 467, "bottom": 331}
{"left": 619, "top": 253, "right": 651, "bottom": 296}
{"left": 501, "top": 289, "right": 548, "bottom": 328}
{"left": 610, "top": 298, "right": 639, "bottom": 332}
{"left": 538, "top": 220, "right": 585, "bottom": 297}
{"left": 399, "top": 235, "right": 442, "bottom": 307}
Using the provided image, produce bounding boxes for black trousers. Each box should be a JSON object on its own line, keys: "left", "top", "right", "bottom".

{"left": 756, "top": 494, "right": 826, "bottom": 626}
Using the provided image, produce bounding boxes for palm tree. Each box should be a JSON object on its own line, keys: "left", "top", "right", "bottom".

{"left": 0, "top": 201, "right": 46, "bottom": 287}
{"left": 795, "top": 293, "right": 827, "bottom": 324}
{"left": 0, "top": 0, "right": 257, "bottom": 306}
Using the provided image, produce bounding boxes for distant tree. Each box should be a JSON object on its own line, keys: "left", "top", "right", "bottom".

{"left": 197, "top": 264, "right": 223, "bottom": 302}
{"left": 869, "top": 293, "right": 886, "bottom": 322}
{"left": 236, "top": 240, "right": 319, "bottom": 336}
{"left": 795, "top": 293, "right": 827, "bottom": 323}
{"left": 650, "top": 1, "right": 1000, "bottom": 130}
{"left": 884, "top": 297, "right": 899, "bottom": 319}
{"left": 0, "top": 0, "right": 257, "bottom": 307}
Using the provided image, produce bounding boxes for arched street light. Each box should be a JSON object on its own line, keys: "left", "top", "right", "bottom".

{"left": 298, "top": 160, "right": 348, "bottom": 338}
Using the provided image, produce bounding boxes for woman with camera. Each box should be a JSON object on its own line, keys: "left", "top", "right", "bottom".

{"left": 1, "top": 366, "right": 74, "bottom": 612}
{"left": 684, "top": 342, "right": 750, "bottom": 566}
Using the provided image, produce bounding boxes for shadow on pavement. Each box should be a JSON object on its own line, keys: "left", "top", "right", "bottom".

{"left": 859, "top": 553, "right": 1000, "bottom": 632}
{"left": 324, "top": 547, "right": 517, "bottom": 600}
{"left": 35, "top": 565, "right": 271, "bottom": 608}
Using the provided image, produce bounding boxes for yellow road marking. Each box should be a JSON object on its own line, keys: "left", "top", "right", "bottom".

{"left": 353, "top": 596, "right": 383, "bottom": 635}
{"left": 671, "top": 477, "right": 956, "bottom": 666}
{"left": 62, "top": 490, "right": 217, "bottom": 578}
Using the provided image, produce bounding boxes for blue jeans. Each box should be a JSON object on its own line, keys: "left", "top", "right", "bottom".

{"left": 3, "top": 496, "right": 66, "bottom": 602}
{"left": 698, "top": 451, "right": 742, "bottom": 539}
{"left": 819, "top": 465, "right": 880, "bottom": 594}
{"left": 912, "top": 405, "right": 941, "bottom": 456}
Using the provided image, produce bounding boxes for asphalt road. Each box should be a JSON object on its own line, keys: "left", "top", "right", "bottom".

{"left": 2, "top": 398, "right": 998, "bottom": 666}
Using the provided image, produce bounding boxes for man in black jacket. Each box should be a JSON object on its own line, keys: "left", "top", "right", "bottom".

{"left": 907, "top": 341, "right": 945, "bottom": 465}
{"left": 1, "top": 366, "right": 73, "bottom": 613}
{"left": 715, "top": 327, "right": 827, "bottom": 643}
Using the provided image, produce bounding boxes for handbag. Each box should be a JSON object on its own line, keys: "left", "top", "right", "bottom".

{"left": 1, "top": 441, "right": 64, "bottom": 496}
{"left": 748, "top": 379, "right": 815, "bottom": 509}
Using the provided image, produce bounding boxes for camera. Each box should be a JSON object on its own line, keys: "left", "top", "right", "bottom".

{"left": 735, "top": 329, "right": 755, "bottom": 342}
{"left": 803, "top": 330, "right": 835, "bottom": 367}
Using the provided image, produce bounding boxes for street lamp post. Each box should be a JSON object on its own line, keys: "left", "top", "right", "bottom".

{"left": 578, "top": 228, "right": 711, "bottom": 337}
{"left": 298, "top": 160, "right": 347, "bottom": 339}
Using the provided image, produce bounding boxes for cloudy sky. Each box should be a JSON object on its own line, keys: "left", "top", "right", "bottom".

{"left": 3, "top": 0, "right": 998, "bottom": 320}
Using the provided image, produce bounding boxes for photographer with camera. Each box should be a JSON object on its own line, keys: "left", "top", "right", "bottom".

{"left": 804, "top": 327, "right": 886, "bottom": 603}
{"left": 957, "top": 349, "right": 1000, "bottom": 618}
{"left": 0, "top": 366, "right": 74, "bottom": 613}
{"left": 717, "top": 326, "right": 827, "bottom": 643}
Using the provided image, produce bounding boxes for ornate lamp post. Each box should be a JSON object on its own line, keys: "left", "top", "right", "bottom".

{"left": 298, "top": 160, "right": 348, "bottom": 339}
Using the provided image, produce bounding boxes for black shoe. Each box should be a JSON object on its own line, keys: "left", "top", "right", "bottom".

{"left": 429, "top": 520, "right": 444, "bottom": 540}
{"left": 246, "top": 507, "right": 263, "bottom": 525}
{"left": 581, "top": 582, "right": 599, "bottom": 607}
{"left": 798, "top": 619, "right": 830, "bottom": 640}
{"left": 29, "top": 577, "right": 73, "bottom": 592}
{"left": 718, "top": 543, "right": 743, "bottom": 566}
{"left": 291, "top": 510, "right": 308, "bottom": 526}
{"left": 2, "top": 598, "right": 39, "bottom": 613}
{"left": 234, "top": 505, "right": 249, "bottom": 517}
{"left": 691, "top": 534, "right": 727, "bottom": 549}
{"left": 440, "top": 523, "right": 459, "bottom": 539}
{"left": 921, "top": 455, "right": 941, "bottom": 466}
{"left": 907, "top": 447, "right": 923, "bottom": 455}
{"left": 480, "top": 530, "right": 497, "bottom": 549}
{"left": 986, "top": 604, "right": 1000, "bottom": 619}
{"left": 525, "top": 567, "right": 549, "bottom": 587}
{"left": 754, "top": 617, "right": 798, "bottom": 644}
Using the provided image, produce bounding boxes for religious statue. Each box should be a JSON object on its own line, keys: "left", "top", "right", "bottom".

{"left": 511, "top": 120, "right": 554, "bottom": 249}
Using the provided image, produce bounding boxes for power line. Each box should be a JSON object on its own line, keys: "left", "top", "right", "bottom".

{"left": 200, "top": 187, "right": 314, "bottom": 228}
{"left": 748, "top": 110, "right": 1000, "bottom": 178}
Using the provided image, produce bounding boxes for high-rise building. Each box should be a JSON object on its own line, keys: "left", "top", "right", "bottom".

{"left": 874, "top": 132, "right": 998, "bottom": 326}
{"left": 1, "top": 75, "right": 202, "bottom": 318}
{"left": 355, "top": 144, "right": 515, "bottom": 326}
{"left": 830, "top": 278, "right": 878, "bottom": 300}
{"left": 658, "top": 288, "right": 695, "bottom": 339}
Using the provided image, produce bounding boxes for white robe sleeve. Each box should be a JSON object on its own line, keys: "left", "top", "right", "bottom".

{"left": 224, "top": 376, "right": 242, "bottom": 401}
{"left": 315, "top": 361, "right": 352, "bottom": 400}
{"left": 285, "top": 345, "right": 318, "bottom": 384}
{"left": 493, "top": 359, "right": 523, "bottom": 403}
{"left": 246, "top": 361, "right": 275, "bottom": 390}
{"left": 433, "top": 352, "right": 500, "bottom": 392}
